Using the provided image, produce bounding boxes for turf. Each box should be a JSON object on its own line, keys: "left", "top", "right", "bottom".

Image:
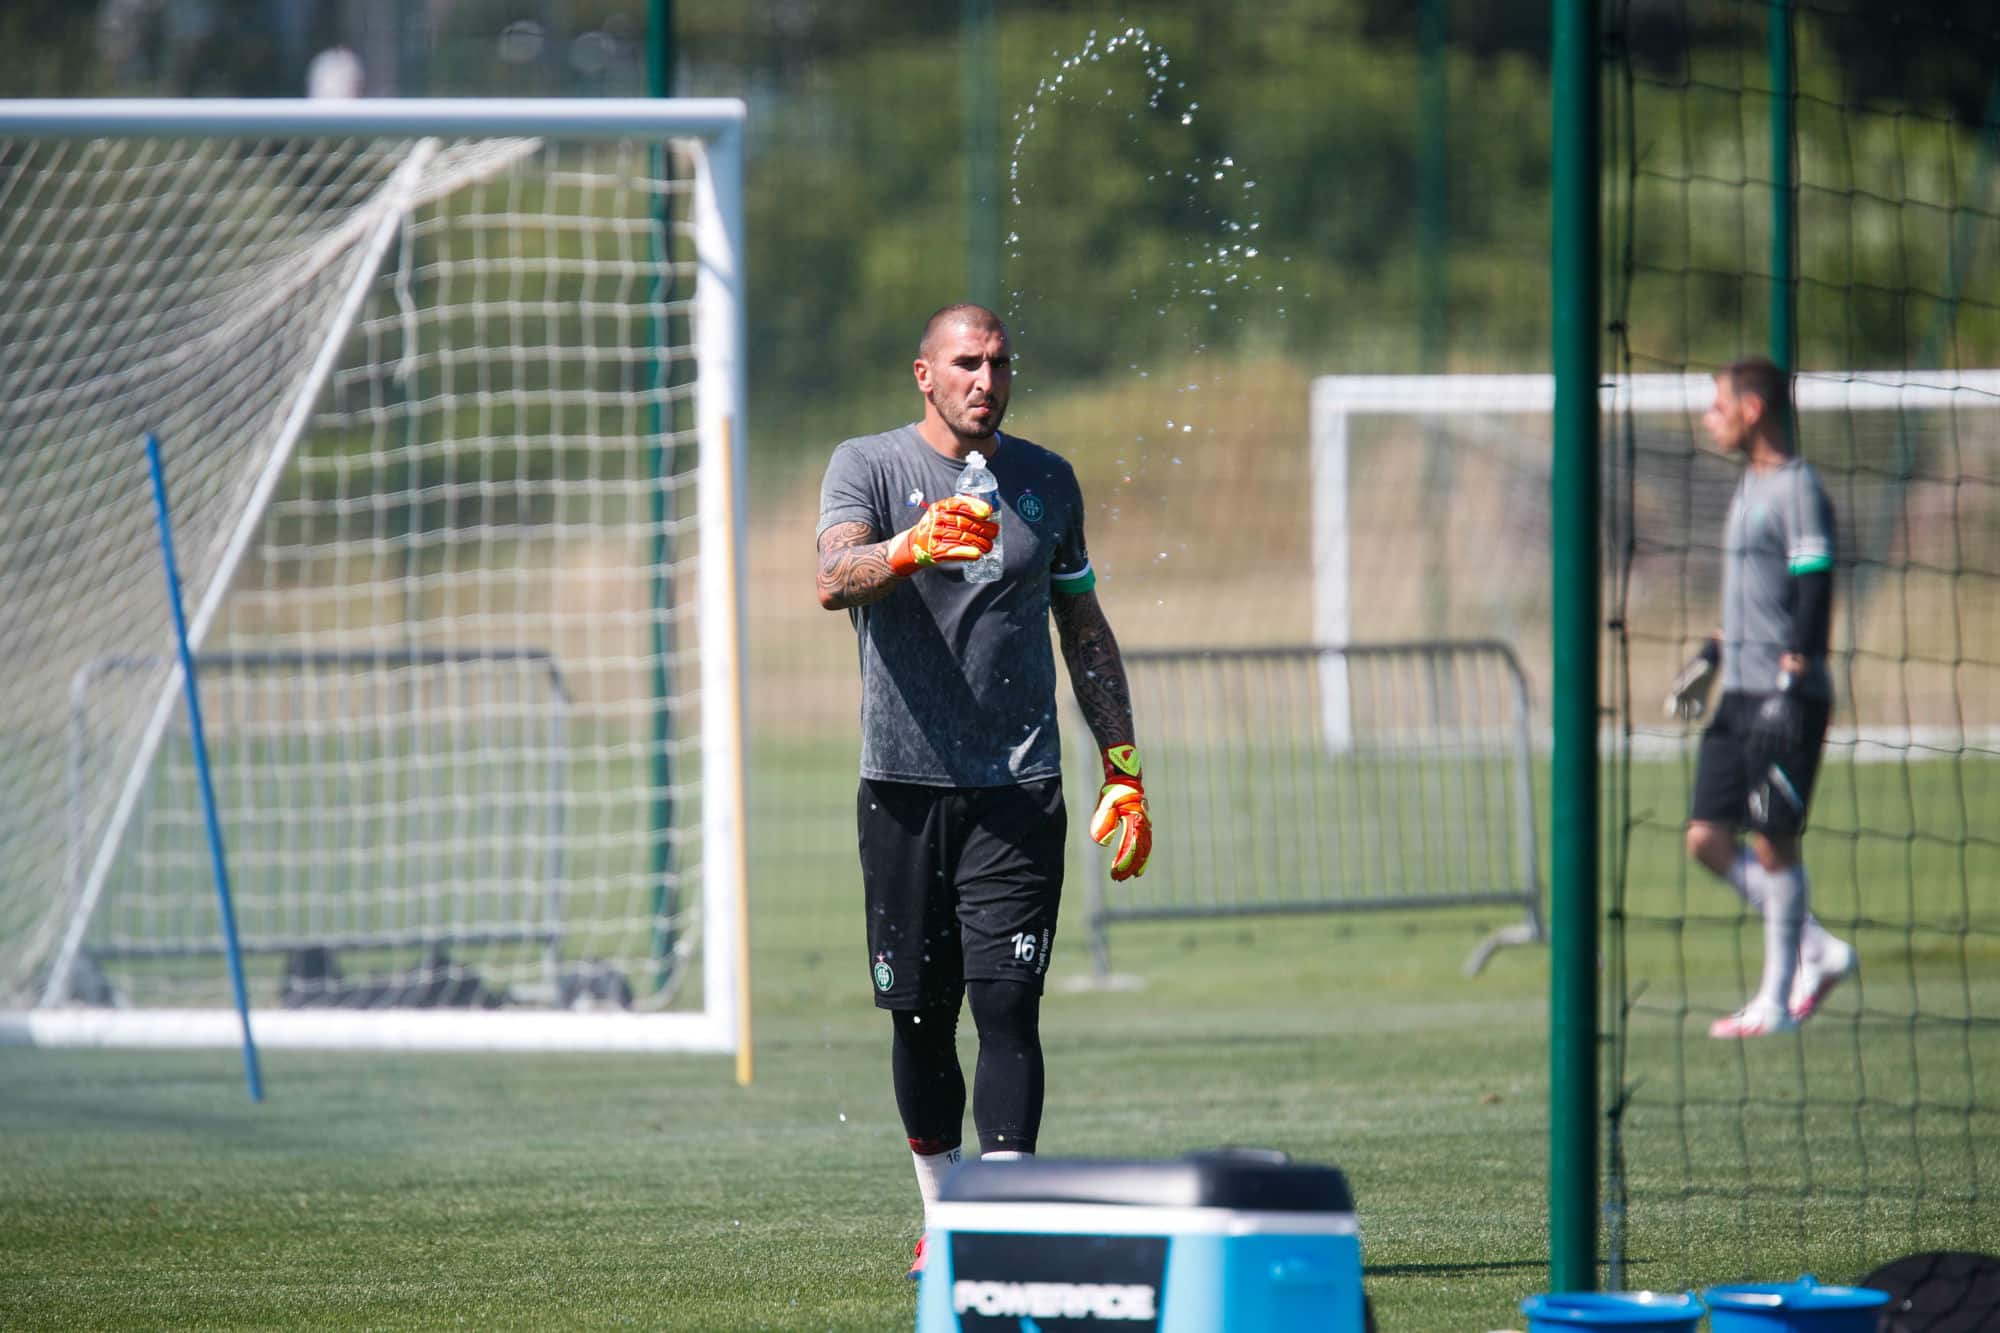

{"left": 3, "top": 751, "right": 1994, "bottom": 1330}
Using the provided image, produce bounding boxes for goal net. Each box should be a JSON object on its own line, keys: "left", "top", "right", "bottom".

{"left": 1590, "top": 0, "right": 2000, "bottom": 1284}
{"left": 0, "top": 99, "right": 748, "bottom": 1054}
{"left": 1315, "top": 365, "right": 2000, "bottom": 1282}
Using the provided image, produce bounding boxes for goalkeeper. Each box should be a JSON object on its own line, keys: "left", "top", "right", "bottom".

{"left": 815, "top": 303, "right": 1151, "bottom": 1278}
{"left": 1668, "top": 357, "right": 1855, "bottom": 1039}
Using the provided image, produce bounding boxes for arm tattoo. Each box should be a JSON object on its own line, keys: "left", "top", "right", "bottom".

{"left": 1051, "top": 590, "right": 1136, "bottom": 751}
{"left": 817, "top": 520, "right": 903, "bottom": 609}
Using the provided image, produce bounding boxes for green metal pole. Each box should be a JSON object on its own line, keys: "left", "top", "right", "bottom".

{"left": 1550, "top": 0, "right": 1601, "bottom": 1294}
{"left": 647, "top": 0, "right": 677, "bottom": 990}
{"left": 1418, "top": 0, "right": 1450, "bottom": 637}
{"left": 1418, "top": 0, "right": 1448, "bottom": 372}
{"left": 964, "top": 0, "right": 998, "bottom": 308}
{"left": 1768, "top": 0, "right": 1795, "bottom": 370}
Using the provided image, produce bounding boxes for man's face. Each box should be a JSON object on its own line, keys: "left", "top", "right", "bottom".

{"left": 915, "top": 320, "right": 1011, "bottom": 440}
{"left": 1702, "top": 375, "right": 1757, "bottom": 454}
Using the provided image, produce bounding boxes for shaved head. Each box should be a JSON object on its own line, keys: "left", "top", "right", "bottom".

{"left": 919, "top": 303, "right": 1006, "bottom": 362}
{"left": 911, "top": 304, "right": 1012, "bottom": 446}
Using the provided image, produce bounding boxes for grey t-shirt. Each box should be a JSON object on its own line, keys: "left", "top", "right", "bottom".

{"left": 817, "top": 426, "right": 1095, "bottom": 787}
{"left": 1720, "top": 456, "right": 1835, "bottom": 696}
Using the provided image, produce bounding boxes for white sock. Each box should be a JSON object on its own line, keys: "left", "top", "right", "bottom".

{"left": 912, "top": 1145, "right": 962, "bottom": 1220}
{"left": 1788, "top": 861, "right": 1847, "bottom": 975}
{"left": 981, "top": 1150, "right": 1031, "bottom": 1162}
{"left": 1721, "top": 851, "right": 1846, "bottom": 990}
{"left": 1751, "top": 861, "right": 1805, "bottom": 1013}
{"left": 1721, "top": 848, "right": 1765, "bottom": 908}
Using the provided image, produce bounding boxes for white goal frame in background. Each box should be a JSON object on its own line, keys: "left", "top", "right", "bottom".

{"left": 1311, "top": 370, "right": 2000, "bottom": 754}
{"left": 0, "top": 100, "right": 750, "bottom": 1060}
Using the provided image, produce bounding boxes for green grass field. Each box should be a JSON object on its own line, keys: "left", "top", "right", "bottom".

{"left": 4, "top": 748, "right": 1995, "bottom": 1330}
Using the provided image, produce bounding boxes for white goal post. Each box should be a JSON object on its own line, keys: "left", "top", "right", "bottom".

{"left": 0, "top": 99, "right": 750, "bottom": 1059}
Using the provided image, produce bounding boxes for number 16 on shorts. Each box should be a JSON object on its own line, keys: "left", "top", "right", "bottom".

{"left": 1013, "top": 929, "right": 1050, "bottom": 973}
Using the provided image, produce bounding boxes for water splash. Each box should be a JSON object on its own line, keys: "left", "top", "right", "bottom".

{"left": 1005, "top": 23, "right": 1285, "bottom": 347}
{"left": 1004, "top": 18, "right": 1294, "bottom": 619}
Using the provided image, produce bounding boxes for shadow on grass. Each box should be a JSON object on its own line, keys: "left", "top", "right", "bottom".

{"left": 1367, "top": 1258, "right": 1546, "bottom": 1277}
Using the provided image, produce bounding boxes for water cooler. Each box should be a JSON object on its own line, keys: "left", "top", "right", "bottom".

{"left": 915, "top": 1148, "right": 1367, "bottom": 1332}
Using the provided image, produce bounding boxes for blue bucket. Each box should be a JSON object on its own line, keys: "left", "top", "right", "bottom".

{"left": 1520, "top": 1291, "right": 1705, "bottom": 1332}
{"left": 1704, "top": 1275, "right": 1890, "bottom": 1333}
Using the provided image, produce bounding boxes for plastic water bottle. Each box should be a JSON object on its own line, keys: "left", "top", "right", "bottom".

{"left": 958, "top": 450, "right": 1003, "bottom": 583}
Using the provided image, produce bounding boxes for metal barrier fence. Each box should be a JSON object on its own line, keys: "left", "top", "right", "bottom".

{"left": 1070, "top": 641, "right": 1542, "bottom": 978}
{"left": 64, "top": 648, "right": 572, "bottom": 1003}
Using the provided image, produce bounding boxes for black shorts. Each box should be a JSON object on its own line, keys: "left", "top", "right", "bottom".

{"left": 857, "top": 777, "right": 1066, "bottom": 1010}
{"left": 1690, "top": 690, "right": 1832, "bottom": 837}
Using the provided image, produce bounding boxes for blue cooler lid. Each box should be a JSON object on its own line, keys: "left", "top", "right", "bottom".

{"left": 938, "top": 1147, "right": 1354, "bottom": 1213}
{"left": 1705, "top": 1276, "right": 1889, "bottom": 1310}
{"left": 1520, "top": 1291, "right": 1704, "bottom": 1327}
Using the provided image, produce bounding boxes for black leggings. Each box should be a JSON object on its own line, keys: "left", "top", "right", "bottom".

{"left": 890, "top": 979, "right": 1043, "bottom": 1156}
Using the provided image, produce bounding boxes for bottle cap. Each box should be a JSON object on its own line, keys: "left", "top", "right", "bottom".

{"left": 965, "top": 451, "right": 986, "bottom": 469}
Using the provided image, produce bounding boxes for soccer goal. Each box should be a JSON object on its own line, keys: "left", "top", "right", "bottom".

{"left": 0, "top": 99, "right": 750, "bottom": 1057}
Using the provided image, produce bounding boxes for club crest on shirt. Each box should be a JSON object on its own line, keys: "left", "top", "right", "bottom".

{"left": 873, "top": 953, "right": 894, "bottom": 991}
{"left": 905, "top": 488, "right": 924, "bottom": 507}
{"left": 1018, "top": 491, "right": 1044, "bottom": 522}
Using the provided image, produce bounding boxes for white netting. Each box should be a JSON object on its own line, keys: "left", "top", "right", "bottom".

{"left": 1, "top": 122, "right": 736, "bottom": 1041}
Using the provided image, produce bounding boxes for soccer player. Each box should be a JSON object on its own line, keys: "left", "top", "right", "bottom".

{"left": 814, "top": 303, "right": 1153, "bottom": 1276}
{"left": 1666, "top": 357, "right": 1856, "bottom": 1039}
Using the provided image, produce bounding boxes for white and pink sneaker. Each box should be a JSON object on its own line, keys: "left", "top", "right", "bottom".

{"left": 1789, "top": 941, "right": 1858, "bottom": 1023}
{"left": 1709, "top": 1000, "right": 1799, "bottom": 1039}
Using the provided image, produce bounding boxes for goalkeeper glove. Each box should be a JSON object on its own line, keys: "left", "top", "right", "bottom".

{"left": 885, "top": 494, "right": 998, "bottom": 576}
{"left": 1663, "top": 640, "right": 1721, "bottom": 721}
{"left": 1089, "top": 744, "right": 1152, "bottom": 881}
{"left": 1748, "top": 671, "right": 1805, "bottom": 765}
{"left": 1747, "top": 672, "right": 1809, "bottom": 829}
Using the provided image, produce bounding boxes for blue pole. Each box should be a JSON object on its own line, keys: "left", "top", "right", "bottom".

{"left": 143, "top": 434, "right": 264, "bottom": 1103}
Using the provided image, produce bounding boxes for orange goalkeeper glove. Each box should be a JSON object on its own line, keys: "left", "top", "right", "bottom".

{"left": 1089, "top": 744, "right": 1152, "bottom": 881}
{"left": 885, "top": 495, "right": 998, "bottom": 576}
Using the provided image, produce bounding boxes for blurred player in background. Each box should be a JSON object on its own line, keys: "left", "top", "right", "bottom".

{"left": 815, "top": 303, "right": 1152, "bottom": 1276}
{"left": 1666, "top": 356, "right": 1857, "bottom": 1038}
